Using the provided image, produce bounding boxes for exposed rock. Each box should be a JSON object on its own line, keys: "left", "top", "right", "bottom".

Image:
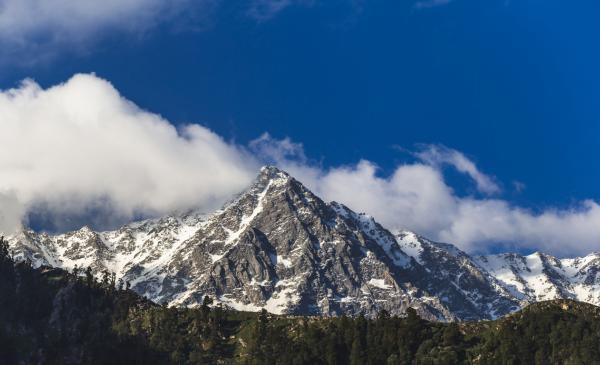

{"left": 7, "top": 166, "right": 599, "bottom": 321}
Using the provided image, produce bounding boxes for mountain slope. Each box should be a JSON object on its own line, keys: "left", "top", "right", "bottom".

{"left": 395, "top": 231, "right": 519, "bottom": 319}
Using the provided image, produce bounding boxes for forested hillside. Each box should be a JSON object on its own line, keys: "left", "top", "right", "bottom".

{"left": 1, "top": 237, "right": 599, "bottom": 365}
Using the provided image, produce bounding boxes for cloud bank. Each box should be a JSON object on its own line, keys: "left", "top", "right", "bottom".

{"left": 0, "top": 74, "right": 258, "bottom": 232}
{"left": 2, "top": 74, "right": 600, "bottom": 257}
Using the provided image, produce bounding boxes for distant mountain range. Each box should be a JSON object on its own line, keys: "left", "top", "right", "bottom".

{"left": 6, "top": 166, "right": 600, "bottom": 321}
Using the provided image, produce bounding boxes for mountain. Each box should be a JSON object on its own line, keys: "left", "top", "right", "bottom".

{"left": 5, "top": 166, "right": 600, "bottom": 321}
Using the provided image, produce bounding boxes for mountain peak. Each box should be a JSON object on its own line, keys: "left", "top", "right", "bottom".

{"left": 250, "top": 166, "right": 296, "bottom": 193}
{"left": 258, "top": 165, "right": 292, "bottom": 181}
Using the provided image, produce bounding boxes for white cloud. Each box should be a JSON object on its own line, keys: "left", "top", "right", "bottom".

{"left": 2, "top": 73, "right": 600, "bottom": 257}
{"left": 0, "top": 191, "right": 24, "bottom": 234}
{"left": 249, "top": 132, "right": 307, "bottom": 164}
{"left": 414, "top": 144, "right": 501, "bottom": 195}
{"left": 0, "top": 73, "right": 258, "bottom": 232}
{"left": 0, "top": 0, "right": 215, "bottom": 64}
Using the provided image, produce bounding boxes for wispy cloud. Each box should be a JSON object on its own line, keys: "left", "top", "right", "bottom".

{"left": 249, "top": 132, "right": 308, "bottom": 164}
{"left": 246, "top": 0, "right": 315, "bottom": 21}
{"left": 513, "top": 181, "right": 526, "bottom": 193}
{"left": 0, "top": 0, "right": 217, "bottom": 65}
{"left": 414, "top": 0, "right": 452, "bottom": 10}
{"left": 414, "top": 144, "right": 501, "bottom": 195}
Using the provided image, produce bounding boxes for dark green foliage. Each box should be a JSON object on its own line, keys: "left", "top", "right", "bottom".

{"left": 236, "top": 302, "right": 600, "bottom": 365}
{"left": 234, "top": 307, "right": 469, "bottom": 365}
{"left": 469, "top": 301, "right": 600, "bottom": 364}
{"left": 1, "top": 235, "right": 600, "bottom": 364}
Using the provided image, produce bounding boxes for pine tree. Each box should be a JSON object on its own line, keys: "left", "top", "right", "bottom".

{"left": 0, "top": 236, "right": 11, "bottom": 266}
{"left": 442, "top": 323, "right": 461, "bottom": 347}
{"left": 350, "top": 314, "right": 367, "bottom": 365}
{"left": 0, "top": 237, "right": 15, "bottom": 319}
{"left": 201, "top": 295, "right": 213, "bottom": 321}
{"left": 85, "top": 266, "right": 94, "bottom": 286}
{"left": 101, "top": 270, "right": 111, "bottom": 287}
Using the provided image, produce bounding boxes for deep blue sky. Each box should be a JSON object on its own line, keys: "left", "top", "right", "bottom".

{"left": 2, "top": 0, "right": 599, "bottom": 212}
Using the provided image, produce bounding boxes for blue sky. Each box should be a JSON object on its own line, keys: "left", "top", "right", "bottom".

{"left": 1, "top": 0, "right": 600, "bottom": 256}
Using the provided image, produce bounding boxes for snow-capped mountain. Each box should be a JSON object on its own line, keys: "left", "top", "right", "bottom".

{"left": 476, "top": 252, "right": 600, "bottom": 305}
{"left": 4, "top": 166, "right": 600, "bottom": 321}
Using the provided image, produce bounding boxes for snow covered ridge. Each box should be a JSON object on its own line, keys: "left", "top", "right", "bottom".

{"left": 475, "top": 252, "right": 600, "bottom": 306}
{"left": 5, "top": 166, "right": 600, "bottom": 321}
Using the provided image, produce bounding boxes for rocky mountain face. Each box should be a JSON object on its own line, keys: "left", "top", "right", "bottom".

{"left": 5, "top": 166, "right": 599, "bottom": 321}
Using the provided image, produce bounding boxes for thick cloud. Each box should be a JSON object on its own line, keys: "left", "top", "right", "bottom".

{"left": 0, "top": 191, "right": 24, "bottom": 234}
{"left": 0, "top": 74, "right": 258, "bottom": 232}
{"left": 2, "top": 74, "right": 600, "bottom": 257}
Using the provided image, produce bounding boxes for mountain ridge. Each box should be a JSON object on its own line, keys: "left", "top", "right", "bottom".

{"left": 5, "top": 166, "right": 600, "bottom": 321}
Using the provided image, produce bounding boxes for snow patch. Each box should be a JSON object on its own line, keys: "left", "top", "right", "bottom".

{"left": 368, "top": 278, "right": 393, "bottom": 290}
{"left": 396, "top": 231, "right": 424, "bottom": 264}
